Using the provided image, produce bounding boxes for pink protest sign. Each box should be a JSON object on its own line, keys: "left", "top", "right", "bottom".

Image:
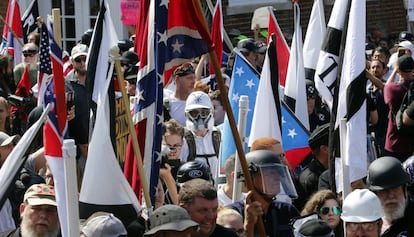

{"left": 120, "top": 0, "right": 140, "bottom": 25}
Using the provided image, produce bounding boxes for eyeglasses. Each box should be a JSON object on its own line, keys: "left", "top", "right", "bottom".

{"left": 347, "top": 221, "right": 379, "bottom": 232}
{"left": 319, "top": 206, "right": 341, "bottom": 215}
{"left": 74, "top": 56, "right": 87, "bottom": 63}
{"left": 188, "top": 108, "right": 211, "bottom": 120}
{"left": 121, "top": 62, "right": 130, "bottom": 67}
{"left": 174, "top": 63, "right": 195, "bottom": 77}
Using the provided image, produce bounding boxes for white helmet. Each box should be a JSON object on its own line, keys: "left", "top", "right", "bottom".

{"left": 341, "top": 189, "right": 384, "bottom": 223}
{"left": 185, "top": 91, "right": 213, "bottom": 131}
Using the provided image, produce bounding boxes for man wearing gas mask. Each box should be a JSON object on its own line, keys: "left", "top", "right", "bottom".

{"left": 179, "top": 91, "right": 221, "bottom": 180}
{"left": 227, "top": 150, "right": 300, "bottom": 237}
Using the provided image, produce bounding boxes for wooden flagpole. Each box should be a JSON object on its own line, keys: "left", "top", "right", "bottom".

{"left": 111, "top": 47, "right": 152, "bottom": 209}
{"left": 193, "top": 1, "right": 266, "bottom": 236}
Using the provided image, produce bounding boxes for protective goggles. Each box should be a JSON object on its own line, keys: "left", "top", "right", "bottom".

{"left": 187, "top": 108, "right": 211, "bottom": 120}
{"left": 319, "top": 206, "right": 341, "bottom": 215}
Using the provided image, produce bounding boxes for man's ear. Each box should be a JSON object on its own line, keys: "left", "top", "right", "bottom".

{"left": 19, "top": 203, "right": 25, "bottom": 216}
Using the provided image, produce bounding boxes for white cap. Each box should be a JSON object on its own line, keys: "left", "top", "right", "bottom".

{"left": 185, "top": 91, "right": 212, "bottom": 111}
{"left": 398, "top": 40, "right": 414, "bottom": 54}
{"left": 71, "top": 44, "right": 88, "bottom": 59}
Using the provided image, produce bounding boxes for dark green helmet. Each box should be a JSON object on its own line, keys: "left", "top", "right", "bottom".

{"left": 367, "top": 156, "right": 410, "bottom": 191}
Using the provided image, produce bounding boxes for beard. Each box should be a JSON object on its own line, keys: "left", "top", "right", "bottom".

{"left": 383, "top": 199, "right": 406, "bottom": 223}
{"left": 20, "top": 215, "right": 60, "bottom": 237}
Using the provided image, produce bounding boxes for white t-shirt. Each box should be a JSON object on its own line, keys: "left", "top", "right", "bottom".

{"left": 0, "top": 199, "right": 15, "bottom": 232}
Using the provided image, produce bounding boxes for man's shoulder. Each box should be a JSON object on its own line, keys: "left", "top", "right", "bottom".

{"left": 210, "top": 224, "right": 238, "bottom": 237}
{"left": 0, "top": 228, "right": 20, "bottom": 237}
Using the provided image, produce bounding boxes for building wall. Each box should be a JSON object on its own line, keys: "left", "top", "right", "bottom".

{"left": 222, "top": 0, "right": 407, "bottom": 46}
{"left": 0, "top": 0, "right": 408, "bottom": 48}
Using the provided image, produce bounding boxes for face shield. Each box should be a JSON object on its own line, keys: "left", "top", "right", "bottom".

{"left": 253, "top": 163, "right": 298, "bottom": 198}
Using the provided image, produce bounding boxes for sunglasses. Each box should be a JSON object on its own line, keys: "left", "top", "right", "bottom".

{"left": 347, "top": 221, "right": 379, "bottom": 232}
{"left": 23, "top": 53, "right": 35, "bottom": 57}
{"left": 74, "top": 56, "right": 87, "bottom": 63}
{"left": 188, "top": 108, "right": 210, "bottom": 120}
{"left": 174, "top": 63, "right": 194, "bottom": 77}
{"left": 319, "top": 206, "right": 341, "bottom": 215}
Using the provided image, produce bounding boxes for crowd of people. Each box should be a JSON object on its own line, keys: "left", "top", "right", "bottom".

{"left": 0, "top": 15, "right": 414, "bottom": 237}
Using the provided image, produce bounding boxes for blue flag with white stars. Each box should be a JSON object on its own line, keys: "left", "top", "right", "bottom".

{"left": 220, "top": 50, "right": 260, "bottom": 172}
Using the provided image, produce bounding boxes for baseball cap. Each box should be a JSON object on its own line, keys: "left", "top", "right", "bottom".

{"left": 71, "top": 44, "right": 88, "bottom": 60}
{"left": 0, "top": 132, "right": 17, "bottom": 147}
{"left": 398, "top": 54, "right": 414, "bottom": 73}
{"left": 305, "top": 79, "right": 317, "bottom": 99}
{"left": 82, "top": 212, "right": 127, "bottom": 237}
{"left": 120, "top": 51, "right": 139, "bottom": 66}
{"left": 399, "top": 31, "right": 414, "bottom": 42}
{"left": 237, "top": 38, "right": 257, "bottom": 53}
{"left": 398, "top": 40, "right": 414, "bottom": 54}
{"left": 185, "top": 91, "right": 213, "bottom": 111}
{"left": 24, "top": 184, "right": 57, "bottom": 206}
{"left": 144, "top": 205, "right": 198, "bottom": 235}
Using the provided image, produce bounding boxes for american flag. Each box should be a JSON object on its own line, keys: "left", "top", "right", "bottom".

{"left": 37, "top": 21, "right": 52, "bottom": 105}
{"left": 125, "top": 0, "right": 212, "bottom": 205}
{"left": 43, "top": 15, "right": 69, "bottom": 237}
{"left": 1, "top": 0, "right": 23, "bottom": 66}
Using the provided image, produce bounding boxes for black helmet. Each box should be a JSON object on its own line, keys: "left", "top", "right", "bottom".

{"left": 237, "top": 38, "right": 257, "bottom": 53}
{"left": 403, "top": 156, "right": 414, "bottom": 185}
{"left": 367, "top": 156, "right": 410, "bottom": 191}
{"left": 176, "top": 160, "right": 213, "bottom": 186}
{"left": 246, "top": 150, "right": 281, "bottom": 173}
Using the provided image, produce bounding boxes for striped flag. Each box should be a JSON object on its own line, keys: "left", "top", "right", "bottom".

{"left": 283, "top": 3, "right": 309, "bottom": 130}
{"left": 335, "top": 0, "right": 367, "bottom": 190}
{"left": 303, "top": 0, "right": 326, "bottom": 81}
{"left": 43, "top": 15, "right": 70, "bottom": 237}
{"left": 125, "top": 0, "right": 212, "bottom": 205}
{"left": 1, "top": 0, "right": 23, "bottom": 66}
{"left": 267, "top": 8, "right": 289, "bottom": 87}
{"left": 21, "top": 0, "right": 39, "bottom": 43}
{"left": 209, "top": 0, "right": 223, "bottom": 75}
{"left": 79, "top": 0, "right": 140, "bottom": 226}
{"left": 12, "top": 65, "right": 31, "bottom": 122}
{"left": 36, "top": 21, "right": 52, "bottom": 106}
{"left": 314, "top": 0, "right": 349, "bottom": 110}
{"left": 249, "top": 35, "right": 282, "bottom": 147}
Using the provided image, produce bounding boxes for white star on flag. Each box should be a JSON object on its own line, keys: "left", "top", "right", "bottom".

{"left": 245, "top": 79, "right": 255, "bottom": 89}
{"left": 172, "top": 39, "right": 184, "bottom": 53}
{"left": 232, "top": 92, "right": 240, "bottom": 102}
{"left": 288, "top": 128, "right": 297, "bottom": 138}
{"left": 235, "top": 66, "right": 244, "bottom": 77}
{"left": 158, "top": 31, "right": 168, "bottom": 45}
